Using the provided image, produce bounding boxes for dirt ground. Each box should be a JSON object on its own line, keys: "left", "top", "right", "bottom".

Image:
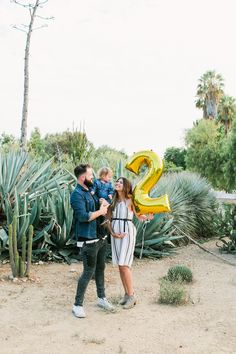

{"left": 0, "top": 240, "right": 236, "bottom": 354}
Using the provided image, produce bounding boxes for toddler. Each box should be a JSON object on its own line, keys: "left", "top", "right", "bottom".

{"left": 91, "top": 167, "right": 114, "bottom": 204}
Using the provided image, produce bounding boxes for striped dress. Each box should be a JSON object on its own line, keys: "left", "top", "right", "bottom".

{"left": 111, "top": 199, "right": 137, "bottom": 267}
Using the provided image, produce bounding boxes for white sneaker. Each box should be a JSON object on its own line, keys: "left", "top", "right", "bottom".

{"left": 97, "top": 297, "right": 115, "bottom": 311}
{"left": 72, "top": 305, "right": 86, "bottom": 318}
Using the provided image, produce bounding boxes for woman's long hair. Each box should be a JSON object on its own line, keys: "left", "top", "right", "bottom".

{"left": 110, "top": 177, "right": 133, "bottom": 211}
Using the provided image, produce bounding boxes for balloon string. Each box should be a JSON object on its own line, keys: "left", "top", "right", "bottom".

{"left": 139, "top": 220, "right": 150, "bottom": 259}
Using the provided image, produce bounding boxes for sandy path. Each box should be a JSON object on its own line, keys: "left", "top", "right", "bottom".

{"left": 0, "top": 240, "right": 236, "bottom": 354}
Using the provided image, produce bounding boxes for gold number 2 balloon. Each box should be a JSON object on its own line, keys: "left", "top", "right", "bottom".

{"left": 125, "top": 150, "right": 171, "bottom": 214}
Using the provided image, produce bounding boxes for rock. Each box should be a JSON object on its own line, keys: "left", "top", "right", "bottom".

{"left": 8, "top": 275, "right": 14, "bottom": 281}
{"left": 38, "top": 261, "right": 44, "bottom": 265}
{"left": 13, "top": 277, "right": 18, "bottom": 283}
{"left": 69, "top": 269, "right": 76, "bottom": 273}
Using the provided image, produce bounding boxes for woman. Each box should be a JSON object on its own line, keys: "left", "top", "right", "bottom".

{"left": 107, "top": 177, "right": 152, "bottom": 309}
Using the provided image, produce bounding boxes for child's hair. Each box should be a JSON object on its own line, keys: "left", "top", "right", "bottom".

{"left": 111, "top": 177, "right": 133, "bottom": 211}
{"left": 98, "top": 167, "right": 113, "bottom": 179}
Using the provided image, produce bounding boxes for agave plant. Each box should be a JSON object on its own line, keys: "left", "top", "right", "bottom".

{"left": 151, "top": 172, "right": 218, "bottom": 239}
{"left": 0, "top": 150, "right": 75, "bottom": 260}
{"left": 43, "top": 186, "right": 77, "bottom": 262}
{"left": 132, "top": 172, "right": 218, "bottom": 258}
{"left": 134, "top": 214, "right": 183, "bottom": 259}
{"left": 0, "top": 150, "right": 74, "bottom": 223}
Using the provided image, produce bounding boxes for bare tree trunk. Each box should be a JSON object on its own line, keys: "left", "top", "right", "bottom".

{"left": 20, "top": 0, "right": 40, "bottom": 150}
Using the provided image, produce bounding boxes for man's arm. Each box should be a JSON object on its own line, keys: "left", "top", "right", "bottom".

{"left": 89, "top": 204, "right": 108, "bottom": 221}
{"left": 71, "top": 190, "right": 108, "bottom": 223}
{"left": 71, "top": 191, "right": 91, "bottom": 222}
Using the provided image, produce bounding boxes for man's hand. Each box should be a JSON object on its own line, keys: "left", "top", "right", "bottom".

{"left": 99, "top": 198, "right": 109, "bottom": 206}
{"left": 99, "top": 203, "right": 108, "bottom": 216}
{"left": 88, "top": 203, "right": 109, "bottom": 221}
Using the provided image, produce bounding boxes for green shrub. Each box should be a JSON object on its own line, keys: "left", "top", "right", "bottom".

{"left": 158, "top": 279, "right": 188, "bottom": 305}
{"left": 167, "top": 265, "right": 193, "bottom": 283}
{"left": 217, "top": 204, "right": 236, "bottom": 254}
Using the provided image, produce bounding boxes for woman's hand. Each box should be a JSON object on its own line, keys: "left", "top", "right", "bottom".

{"left": 111, "top": 232, "right": 127, "bottom": 239}
{"left": 138, "top": 214, "right": 148, "bottom": 221}
{"left": 147, "top": 213, "right": 154, "bottom": 220}
{"left": 137, "top": 213, "right": 154, "bottom": 221}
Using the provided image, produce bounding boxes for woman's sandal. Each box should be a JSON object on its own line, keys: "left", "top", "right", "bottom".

{"left": 123, "top": 295, "right": 137, "bottom": 309}
{"left": 119, "top": 293, "right": 129, "bottom": 305}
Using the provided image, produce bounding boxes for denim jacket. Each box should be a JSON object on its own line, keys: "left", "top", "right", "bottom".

{"left": 70, "top": 184, "right": 97, "bottom": 240}
{"left": 91, "top": 179, "right": 114, "bottom": 203}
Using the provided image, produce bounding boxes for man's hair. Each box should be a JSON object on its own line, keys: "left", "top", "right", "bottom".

{"left": 74, "top": 164, "right": 91, "bottom": 179}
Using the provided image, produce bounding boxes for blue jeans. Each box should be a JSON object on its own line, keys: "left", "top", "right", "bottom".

{"left": 74, "top": 238, "right": 107, "bottom": 306}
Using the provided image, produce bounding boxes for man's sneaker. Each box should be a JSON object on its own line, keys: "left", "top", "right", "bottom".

{"left": 72, "top": 305, "right": 86, "bottom": 318}
{"left": 97, "top": 297, "right": 115, "bottom": 311}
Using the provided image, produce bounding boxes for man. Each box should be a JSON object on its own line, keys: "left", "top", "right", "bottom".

{"left": 70, "top": 164, "right": 114, "bottom": 318}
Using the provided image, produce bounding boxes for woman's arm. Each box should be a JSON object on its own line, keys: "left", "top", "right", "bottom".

{"left": 130, "top": 199, "right": 153, "bottom": 221}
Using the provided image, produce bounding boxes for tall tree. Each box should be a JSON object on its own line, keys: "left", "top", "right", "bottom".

{"left": 13, "top": 0, "right": 53, "bottom": 150}
{"left": 43, "top": 129, "right": 95, "bottom": 164}
{"left": 0, "top": 133, "right": 18, "bottom": 152}
{"left": 224, "top": 119, "right": 236, "bottom": 191}
{"left": 195, "top": 70, "right": 224, "bottom": 120}
{"left": 185, "top": 119, "right": 226, "bottom": 189}
{"left": 217, "top": 95, "right": 236, "bottom": 135}
{"left": 164, "top": 147, "right": 187, "bottom": 170}
{"left": 28, "top": 127, "right": 46, "bottom": 157}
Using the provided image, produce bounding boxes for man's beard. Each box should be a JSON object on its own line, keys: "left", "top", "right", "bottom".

{"left": 84, "top": 179, "right": 93, "bottom": 187}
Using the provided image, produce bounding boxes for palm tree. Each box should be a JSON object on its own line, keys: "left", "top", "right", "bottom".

{"left": 196, "top": 70, "right": 224, "bottom": 120}
{"left": 217, "top": 95, "right": 236, "bottom": 135}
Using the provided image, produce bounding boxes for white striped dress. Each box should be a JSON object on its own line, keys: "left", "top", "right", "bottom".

{"left": 111, "top": 200, "right": 137, "bottom": 267}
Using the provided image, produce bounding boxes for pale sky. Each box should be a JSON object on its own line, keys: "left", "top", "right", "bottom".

{"left": 1, "top": 0, "right": 236, "bottom": 156}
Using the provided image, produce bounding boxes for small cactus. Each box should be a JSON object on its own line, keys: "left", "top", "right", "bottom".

{"left": 8, "top": 217, "right": 34, "bottom": 278}
{"left": 12, "top": 216, "right": 19, "bottom": 273}
{"left": 21, "top": 234, "right": 26, "bottom": 264}
{"left": 8, "top": 224, "right": 17, "bottom": 277}
{"left": 19, "top": 256, "right": 25, "bottom": 278}
{"left": 26, "top": 225, "right": 33, "bottom": 276}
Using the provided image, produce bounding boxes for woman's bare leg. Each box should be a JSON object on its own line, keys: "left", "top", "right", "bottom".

{"left": 119, "top": 265, "right": 134, "bottom": 296}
